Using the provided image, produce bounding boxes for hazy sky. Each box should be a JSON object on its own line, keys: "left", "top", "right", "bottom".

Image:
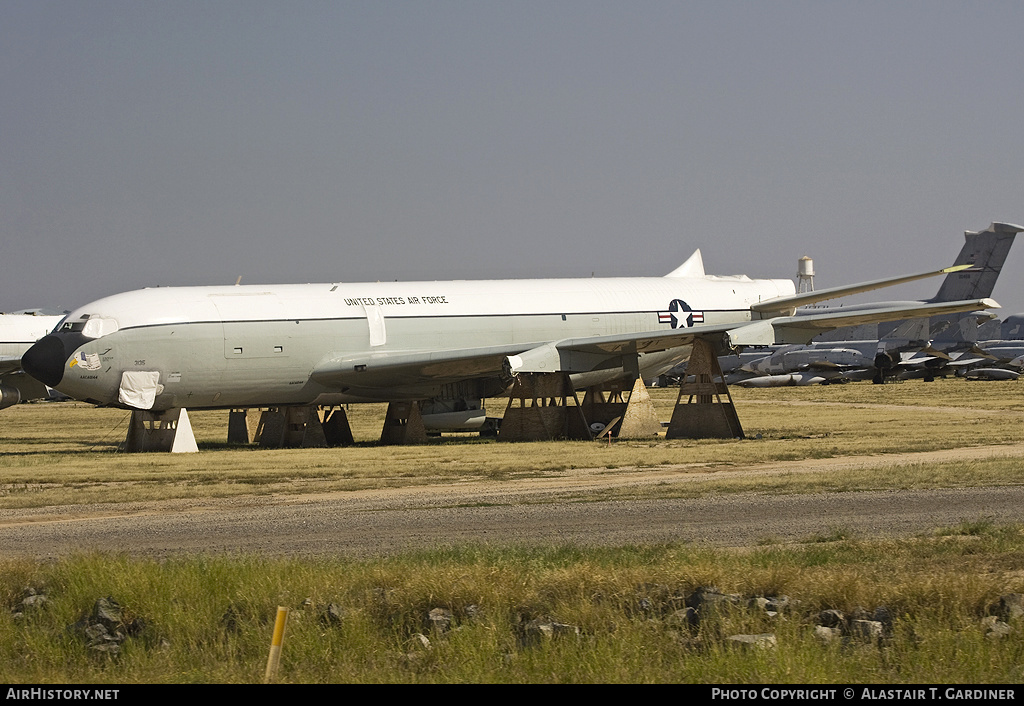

{"left": 3, "top": 1, "right": 1023, "bottom": 316}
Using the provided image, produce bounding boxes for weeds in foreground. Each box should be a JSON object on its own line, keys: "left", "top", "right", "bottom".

{"left": 1, "top": 532, "right": 1022, "bottom": 683}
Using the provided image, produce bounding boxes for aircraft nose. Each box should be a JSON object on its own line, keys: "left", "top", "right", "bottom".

{"left": 22, "top": 334, "right": 69, "bottom": 388}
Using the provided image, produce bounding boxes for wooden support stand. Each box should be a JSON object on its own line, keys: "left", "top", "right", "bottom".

{"left": 498, "top": 373, "right": 590, "bottom": 441}
{"left": 380, "top": 401, "right": 428, "bottom": 445}
{"left": 665, "top": 339, "right": 744, "bottom": 439}
{"left": 123, "top": 407, "right": 199, "bottom": 453}
{"left": 227, "top": 409, "right": 260, "bottom": 444}
{"left": 255, "top": 406, "right": 328, "bottom": 448}
{"left": 321, "top": 406, "right": 355, "bottom": 447}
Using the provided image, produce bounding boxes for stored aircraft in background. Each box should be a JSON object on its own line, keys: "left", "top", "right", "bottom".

{"left": 0, "top": 311, "right": 66, "bottom": 409}
{"left": 945, "top": 332, "right": 1024, "bottom": 381}
{"left": 21, "top": 245, "right": 997, "bottom": 426}
{"left": 954, "top": 313, "right": 1024, "bottom": 380}
{"left": 729, "top": 222, "right": 1020, "bottom": 386}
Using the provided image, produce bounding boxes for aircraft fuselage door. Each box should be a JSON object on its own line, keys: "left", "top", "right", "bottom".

{"left": 210, "top": 292, "right": 289, "bottom": 359}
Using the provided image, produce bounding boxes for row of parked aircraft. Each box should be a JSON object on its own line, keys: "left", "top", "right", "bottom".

{"left": 0, "top": 222, "right": 1018, "bottom": 441}
{"left": 699, "top": 222, "right": 1024, "bottom": 387}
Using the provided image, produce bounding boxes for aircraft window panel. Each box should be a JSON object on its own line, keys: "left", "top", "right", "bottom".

{"left": 82, "top": 317, "right": 119, "bottom": 339}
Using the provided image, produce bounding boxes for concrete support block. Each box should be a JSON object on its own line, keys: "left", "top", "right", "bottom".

{"left": 616, "top": 377, "right": 663, "bottom": 439}
{"left": 579, "top": 376, "right": 663, "bottom": 439}
{"left": 255, "top": 409, "right": 286, "bottom": 447}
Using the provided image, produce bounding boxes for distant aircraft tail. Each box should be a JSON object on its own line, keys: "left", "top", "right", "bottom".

{"left": 1001, "top": 314, "right": 1024, "bottom": 340}
{"left": 929, "top": 222, "right": 1021, "bottom": 303}
{"left": 879, "top": 222, "right": 1021, "bottom": 342}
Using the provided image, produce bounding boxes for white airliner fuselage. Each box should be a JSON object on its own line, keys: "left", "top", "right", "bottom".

{"left": 0, "top": 314, "right": 64, "bottom": 369}
{"left": 25, "top": 270, "right": 791, "bottom": 411}
{"left": 22, "top": 250, "right": 996, "bottom": 414}
{"left": 0, "top": 313, "right": 66, "bottom": 409}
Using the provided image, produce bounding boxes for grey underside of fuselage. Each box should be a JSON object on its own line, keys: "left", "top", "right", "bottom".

{"left": 64, "top": 311, "right": 700, "bottom": 411}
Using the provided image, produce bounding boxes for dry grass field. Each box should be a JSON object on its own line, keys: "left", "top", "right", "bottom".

{"left": 2, "top": 378, "right": 1023, "bottom": 508}
{"left": 2, "top": 378, "right": 1023, "bottom": 683}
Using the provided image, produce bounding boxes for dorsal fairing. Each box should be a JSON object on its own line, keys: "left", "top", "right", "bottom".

{"left": 664, "top": 250, "right": 705, "bottom": 278}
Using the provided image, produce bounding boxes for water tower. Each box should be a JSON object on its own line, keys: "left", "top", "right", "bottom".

{"left": 797, "top": 256, "right": 814, "bottom": 293}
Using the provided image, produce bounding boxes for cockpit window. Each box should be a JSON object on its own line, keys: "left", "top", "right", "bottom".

{"left": 59, "top": 314, "right": 119, "bottom": 339}
{"left": 82, "top": 317, "right": 118, "bottom": 339}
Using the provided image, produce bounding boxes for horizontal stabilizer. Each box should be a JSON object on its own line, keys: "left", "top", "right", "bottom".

{"left": 917, "top": 346, "right": 952, "bottom": 361}
{"left": 946, "top": 356, "right": 990, "bottom": 368}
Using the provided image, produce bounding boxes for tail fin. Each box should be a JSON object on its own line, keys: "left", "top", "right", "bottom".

{"left": 929, "top": 222, "right": 1021, "bottom": 302}
{"left": 915, "top": 222, "right": 1020, "bottom": 344}
{"left": 1001, "top": 314, "right": 1024, "bottom": 340}
{"left": 840, "top": 222, "right": 1018, "bottom": 343}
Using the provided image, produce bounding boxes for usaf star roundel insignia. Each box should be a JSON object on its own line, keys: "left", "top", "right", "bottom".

{"left": 658, "top": 299, "right": 704, "bottom": 329}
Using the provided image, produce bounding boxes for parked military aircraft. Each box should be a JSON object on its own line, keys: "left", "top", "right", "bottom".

{"left": 941, "top": 336, "right": 1024, "bottom": 380}
{"left": 947, "top": 313, "right": 1024, "bottom": 380}
{"left": 0, "top": 311, "right": 66, "bottom": 409}
{"left": 21, "top": 245, "right": 994, "bottom": 430}
{"left": 732, "top": 222, "right": 1020, "bottom": 386}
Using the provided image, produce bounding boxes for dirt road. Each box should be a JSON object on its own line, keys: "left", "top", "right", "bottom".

{"left": 3, "top": 442, "right": 1023, "bottom": 558}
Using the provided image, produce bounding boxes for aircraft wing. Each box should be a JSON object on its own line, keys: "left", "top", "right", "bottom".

{"left": 750, "top": 265, "right": 972, "bottom": 315}
{"left": 0, "top": 357, "right": 22, "bottom": 377}
{"left": 311, "top": 321, "right": 744, "bottom": 390}
{"left": 312, "top": 297, "right": 998, "bottom": 386}
{"left": 311, "top": 342, "right": 539, "bottom": 391}
{"left": 538, "top": 297, "right": 997, "bottom": 359}
{"left": 728, "top": 298, "right": 999, "bottom": 348}
{"left": 0, "top": 371, "right": 52, "bottom": 401}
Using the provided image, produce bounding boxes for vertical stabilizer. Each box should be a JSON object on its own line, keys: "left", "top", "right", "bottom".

{"left": 915, "top": 222, "right": 1021, "bottom": 343}
{"left": 930, "top": 222, "right": 1021, "bottom": 302}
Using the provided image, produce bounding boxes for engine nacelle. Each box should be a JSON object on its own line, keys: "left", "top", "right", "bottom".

{"left": 0, "top": 384, "right": 22, "bottom": 410}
